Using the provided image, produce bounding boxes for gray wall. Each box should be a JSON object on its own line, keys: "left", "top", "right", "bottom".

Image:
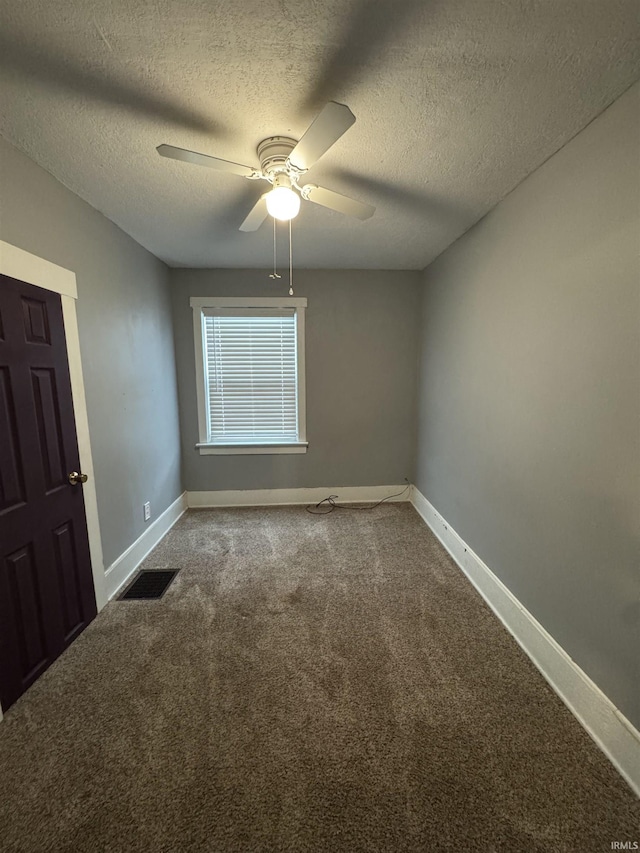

{"left": 170, "top": 269, "right": 421, "bottom": 492}
{"left": 0, "top": 138, "right": 182, "bottom": 569}
{"left": 414, "top": 83, "right": 640, "bottom": 728}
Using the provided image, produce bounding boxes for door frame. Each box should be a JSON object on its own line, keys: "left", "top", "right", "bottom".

{"left": 0, "top": 241, "right": 106, "bottom": 719}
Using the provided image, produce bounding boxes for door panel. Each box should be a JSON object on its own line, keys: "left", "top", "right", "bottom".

{"left": 0, "top": 274, "right": 97, "bottom": 711}
{"left": 31, "top": 367, "right": 67, "bottom": 492}
{"left": 5, "top": 543, "right": 49, "bottom": 683}
{"left": 0, "top": 367, "right": 27, "bottom": 512}
{"left": 22, "top": 296, "right": 51, "bottom": 345}
{"left": 51, "top": 519, "right": 85, "bottom": 641}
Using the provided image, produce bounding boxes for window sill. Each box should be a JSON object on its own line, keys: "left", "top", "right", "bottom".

{"left": 196, "top": 442, "right": 308, "bottom": 456}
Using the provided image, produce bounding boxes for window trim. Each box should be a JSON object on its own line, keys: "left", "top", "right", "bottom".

{"left": 190, "top": 296, "right": 308, "bottom": 455}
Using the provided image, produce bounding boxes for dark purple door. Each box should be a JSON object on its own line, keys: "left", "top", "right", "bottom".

{"left": 0, "top": 274, "right": 97, "bottom": 711}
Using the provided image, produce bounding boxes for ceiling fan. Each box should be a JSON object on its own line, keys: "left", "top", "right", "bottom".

{"left": 157, "top": 101, "right": 375, "bottom": 232}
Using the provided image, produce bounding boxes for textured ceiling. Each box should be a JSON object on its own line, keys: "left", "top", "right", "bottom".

{"left": 1, "top": 0, "right": 639, "bottom": 270}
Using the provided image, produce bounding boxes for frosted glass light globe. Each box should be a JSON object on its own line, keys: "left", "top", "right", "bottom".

{"left": 266, "top": 186, "right": 301, "bottom": 221}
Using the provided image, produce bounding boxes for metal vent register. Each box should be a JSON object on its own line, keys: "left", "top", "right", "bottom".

{"left": 119, "top": 570, "right": 178, "bottom": 600}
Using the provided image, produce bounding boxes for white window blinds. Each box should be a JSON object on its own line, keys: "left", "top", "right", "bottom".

{"left": 203, "top": 309, "right": 299, "bottom": 444}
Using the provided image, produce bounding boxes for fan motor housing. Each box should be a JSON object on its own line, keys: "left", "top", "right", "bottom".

{"left": 257, "top": 136, "right": 297, "bottom": 177}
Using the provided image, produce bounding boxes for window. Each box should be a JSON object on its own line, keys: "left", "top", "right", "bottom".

{"left": 190, "top": 297, "right": 307, "bottom": 455}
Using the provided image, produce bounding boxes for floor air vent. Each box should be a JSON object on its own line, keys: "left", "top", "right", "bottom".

{"left": 119, "top": 570, "right": 178, "bottom": 600}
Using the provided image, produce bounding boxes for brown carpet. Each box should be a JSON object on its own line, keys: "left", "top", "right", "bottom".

{"left": 0, "top": 504, "right": 637, "bottom": 852}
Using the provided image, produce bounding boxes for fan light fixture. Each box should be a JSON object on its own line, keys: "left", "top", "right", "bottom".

{"left": 157, "top": 101, "right": 376, "bottom": 233}
{"left": 266, "top": 175, "right": 300, "bottom": 221}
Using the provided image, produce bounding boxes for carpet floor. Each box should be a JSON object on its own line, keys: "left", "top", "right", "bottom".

{"left": 0, "top": 504, "right": 637, "bottom": 852}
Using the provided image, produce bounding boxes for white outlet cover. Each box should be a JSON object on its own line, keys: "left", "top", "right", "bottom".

{"left": 143, "top": 502, "right": 151, "bottom": 521}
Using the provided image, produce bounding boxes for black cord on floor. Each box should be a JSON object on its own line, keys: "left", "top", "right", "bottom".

{"left": 305, "top": 479, "right": 411, "bottom": 515}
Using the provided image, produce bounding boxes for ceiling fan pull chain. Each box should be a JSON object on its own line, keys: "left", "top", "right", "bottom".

{"left": 269, "top": 217, "right": 281, "bottom": 279}
{"left": 289, "top": 218, "right": 294, "bottom": 296}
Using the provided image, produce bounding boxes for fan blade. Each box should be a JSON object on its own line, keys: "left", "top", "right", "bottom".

{"left": 330, "top": 169, "right": 472, "bottom": 222}
{"left": 157, "top": 144, "right": 256, "bottom": 178}
{"left": 303, "top": 185, "right": 374, "bottom": 220}
{"left": 239, "top": 195, "right": 269, "bottom": 232}
{"left": 288, "top": 102, "right": 355, "bottom": 172}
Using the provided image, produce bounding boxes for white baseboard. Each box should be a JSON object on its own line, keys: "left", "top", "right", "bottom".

{"left": 187, "top": 484, "right": 410, "bottom": 509}
{"left": 410, "top": 486, "right": 640, "bottom": 798}
{"left": 104, "top": 492, "right": 188, "bottom": 599}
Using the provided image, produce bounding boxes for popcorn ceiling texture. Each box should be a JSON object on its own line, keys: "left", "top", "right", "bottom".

{"left": 0, "top": 0, "right": 638, "bottom": 269}
{"left": 0, "top": 505, "right": 638, "bottom": 852}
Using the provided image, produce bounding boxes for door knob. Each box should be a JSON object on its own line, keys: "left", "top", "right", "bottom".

{"left": 68, "top": 471, "right": 88, "bottom": 485}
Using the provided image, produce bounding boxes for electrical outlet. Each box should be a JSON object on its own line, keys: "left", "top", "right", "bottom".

{"left": 143, "top": 501, "right": 151, "bottom": 522}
